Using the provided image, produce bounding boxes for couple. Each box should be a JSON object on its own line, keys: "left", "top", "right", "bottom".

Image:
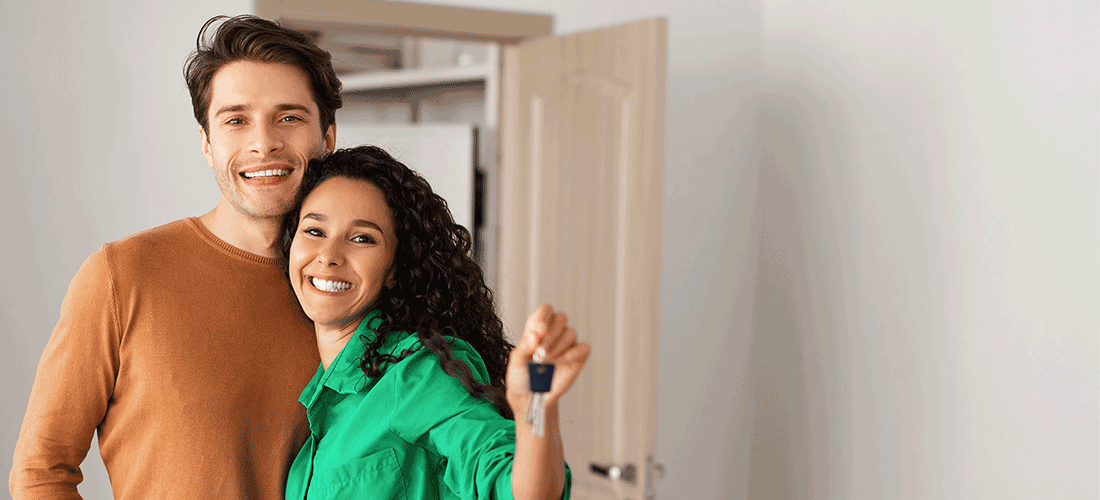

{"left": 11, "top": 15, "right": 587, "bottom": 500}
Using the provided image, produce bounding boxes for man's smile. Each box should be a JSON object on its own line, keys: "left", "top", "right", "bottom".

{"left": 241, "top": 168, "right": 291, "bottom": 179}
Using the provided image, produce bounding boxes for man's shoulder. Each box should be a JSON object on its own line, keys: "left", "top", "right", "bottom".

{"left": 106, "top": 218, "right": 196, "bottom": 249}
{"left": 94, "top": 218, "right": 207, "bottom": 274}
{"left": 99, "top": 218, "right": 201, "bottom": 257}
{"left": 63, "top": 219, "right": 202, "bottom": 298}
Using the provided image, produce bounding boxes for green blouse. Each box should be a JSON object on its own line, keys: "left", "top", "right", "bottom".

{"left": 285, "top": 310, "right": 571, "bottom": 499}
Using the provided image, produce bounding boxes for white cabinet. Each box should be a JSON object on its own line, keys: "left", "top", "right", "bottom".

{"left": 335, "top": 123, "right": 476, "bottom": 232}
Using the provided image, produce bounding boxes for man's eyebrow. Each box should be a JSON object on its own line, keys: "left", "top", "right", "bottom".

{"left": 213, "top": 103, "right": 315, "bottom": 116}
{"left": 275, "top": 103, "right": 314, "bottom": 114}
{"left": 214, "top": 104, "right": 249, "bottom": 116}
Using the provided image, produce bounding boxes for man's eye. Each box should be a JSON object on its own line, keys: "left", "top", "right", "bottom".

{"left": 226, "top": 118, "right": 245, "bottom": 125}
{"left": 281, "top": 115, "right": 302, "bottom": 122}
{"left": 303, "top": 228, "right": 324, "bottom": 237}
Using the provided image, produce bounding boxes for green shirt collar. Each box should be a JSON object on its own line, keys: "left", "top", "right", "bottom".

{"left": 299, "top": 309, "right": 413, "bottom": 408}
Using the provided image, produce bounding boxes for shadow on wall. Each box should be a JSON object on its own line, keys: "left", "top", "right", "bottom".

{"left": 743, "top": 91, "right": 844, "bottom": 499}
{"left": 746, "top": 98, "right": 811, "bottom": 500}
{"left": 744, "top": 82, "right": 943, "bottom": 498}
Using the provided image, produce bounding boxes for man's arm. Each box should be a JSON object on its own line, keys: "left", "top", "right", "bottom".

{"left": 10, "top": 248, "right": 121, "bottom": 500}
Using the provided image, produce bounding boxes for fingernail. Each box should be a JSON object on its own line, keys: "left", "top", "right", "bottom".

{"left": 535, "top": 347, "right": 547, "bottom": 362}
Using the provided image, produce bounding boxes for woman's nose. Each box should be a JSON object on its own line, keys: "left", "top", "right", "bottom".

{"left": 317, "top": 242, "right": 343, "bottom": 266}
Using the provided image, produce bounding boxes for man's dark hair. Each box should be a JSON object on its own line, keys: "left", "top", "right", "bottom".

{"left": 184, "top": 15, "right": 342, "bottom": 134}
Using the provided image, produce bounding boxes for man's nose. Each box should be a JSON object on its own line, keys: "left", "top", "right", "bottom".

{"left": 249, "top": 121, "right": 284, "bottom": 154}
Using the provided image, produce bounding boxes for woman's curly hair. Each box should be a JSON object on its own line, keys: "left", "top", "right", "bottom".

{"left": 280, "top": 145, "right": 513, "bottom": 418}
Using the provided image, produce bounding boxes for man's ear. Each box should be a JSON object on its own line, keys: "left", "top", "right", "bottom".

{"left": 323, "top": 123, "right": 336, "bottom": 154}
{"left": 199, "top": 126, "right": 213, "bottom": 167}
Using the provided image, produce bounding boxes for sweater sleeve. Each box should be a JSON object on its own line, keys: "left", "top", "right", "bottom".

{"left": 10, "top": 248, "right": 122, "bottom": 500}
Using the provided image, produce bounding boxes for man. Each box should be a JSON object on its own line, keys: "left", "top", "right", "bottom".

{"left": 11, "top": 15, "right": 341, "bottom": 499}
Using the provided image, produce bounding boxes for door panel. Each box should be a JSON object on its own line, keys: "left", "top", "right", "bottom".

{"left": 498, "top": 18, "right": 667, "bottom": 500}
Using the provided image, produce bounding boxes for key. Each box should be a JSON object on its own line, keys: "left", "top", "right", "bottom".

{"left": 526, "top": 349, "right": 554, "bottom": 437}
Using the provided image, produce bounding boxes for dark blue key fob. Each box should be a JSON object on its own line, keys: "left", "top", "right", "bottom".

{"left": 527, "top": 363, "right": 554, "bottom": 393}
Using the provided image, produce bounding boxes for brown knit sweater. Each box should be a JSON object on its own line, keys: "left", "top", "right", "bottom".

{"left": 10, "top": 218, "right": 320, "bottom": 499}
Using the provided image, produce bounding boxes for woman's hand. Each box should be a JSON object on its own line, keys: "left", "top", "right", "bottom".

{"left": 506, "top": 304, "right": 588, "bottom": 500}
{"left": 505, "top": 304, "right": 591, "bottom": 410}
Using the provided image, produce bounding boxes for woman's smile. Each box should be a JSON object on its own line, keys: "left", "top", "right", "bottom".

{"left": 308, "top": 275, "right": 355, "bottom": 293}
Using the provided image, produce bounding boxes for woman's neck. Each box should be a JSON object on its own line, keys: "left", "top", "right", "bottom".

{"left": 315, "top": 322, "right": 360, "bottom": 370}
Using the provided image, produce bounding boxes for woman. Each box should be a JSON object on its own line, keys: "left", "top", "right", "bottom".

{"left": 280, "top": 145, "right": 590, "bottom": 500}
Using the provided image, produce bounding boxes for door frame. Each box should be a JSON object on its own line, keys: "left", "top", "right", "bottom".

{"left": 256, "top": 0, "right": 553, "bottom": 44}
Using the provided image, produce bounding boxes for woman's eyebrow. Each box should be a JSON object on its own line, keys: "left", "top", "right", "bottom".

{"left": 353, "top": 219, "right": 382, "bottom": 232}
{"left": 302, "top": 213, "right": 382, "bottom": 233}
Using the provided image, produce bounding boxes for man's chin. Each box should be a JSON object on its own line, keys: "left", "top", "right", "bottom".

{"left": 233, "top": 201, "right": 296, "bottom": 221}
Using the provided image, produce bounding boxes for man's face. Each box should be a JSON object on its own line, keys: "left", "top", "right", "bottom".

{"left": 200, "top": 60, "right": 336, "bottom": 220}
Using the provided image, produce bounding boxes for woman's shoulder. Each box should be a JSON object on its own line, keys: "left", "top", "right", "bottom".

{"left": 383, "top": 333, "right": 489, "bottom": 383}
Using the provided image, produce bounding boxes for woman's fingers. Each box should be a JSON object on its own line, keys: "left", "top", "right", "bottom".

{"left": 542, "top": 326, "right": 578, "bottom": 362}
{"left": 547, "top": 341, "right": 591, "bottom": 401}
{"left": 507, "top": 303, "right": 591, "bottom": 405}
{"left": 519, "top": 305, "right": 553, "bottom": 355}
{"left": 520, "top": 305, "right": 571, "bottom": 360}
{"left": 535, "top": 312, "right": 568, "bottom": 360}
{"left": 506, "top": 305, "right": 559, "bottom": 398}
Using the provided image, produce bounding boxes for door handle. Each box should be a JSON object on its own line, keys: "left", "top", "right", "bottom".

{"left": 589, "top": 461, "right": 637, "bottom": 484}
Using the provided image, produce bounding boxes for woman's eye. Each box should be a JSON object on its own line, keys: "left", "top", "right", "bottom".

{"left": 351, "top": 234, "right": 377, "bottom": 244}
{"left": 303, "top": 227, "right": 324, "bottom": 237}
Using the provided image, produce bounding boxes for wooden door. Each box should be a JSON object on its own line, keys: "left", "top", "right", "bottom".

{"left": 497, "top": 18, "right": 667, "bottom": 500}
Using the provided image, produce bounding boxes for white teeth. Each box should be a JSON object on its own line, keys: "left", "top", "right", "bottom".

{"left": 242, "top": 169, "right": 290, "bottom": 179}
{"left": 310, "top": 277, "right": 352, "bottom": 293}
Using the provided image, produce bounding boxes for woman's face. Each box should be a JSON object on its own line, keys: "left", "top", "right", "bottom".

{"left": 289, "top": 176, "right": 397, "bottom": 331}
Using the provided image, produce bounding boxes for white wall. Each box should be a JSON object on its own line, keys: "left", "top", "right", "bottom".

{"left": 2, "top": 1, "right": 1096, "bottom": 499}
{"left": 432, "top": 0, "right": 1098, "bottom": 498}
{"left": 752, "top": 1, "right": 1097, "bottom": 498}
{"left": 1, "top": 2, "right": 251, "bottom": 498}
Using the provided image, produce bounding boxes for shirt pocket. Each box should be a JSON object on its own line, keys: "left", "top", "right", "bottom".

{"left": 308, "top": 448, "right": 408, "bottom": 500}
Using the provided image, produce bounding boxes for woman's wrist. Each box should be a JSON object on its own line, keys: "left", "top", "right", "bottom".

{"left": 508, "top": 394, "right": 558, "bottom": 423}
{"left": 507, "top": 393, "right": 527, "bottom": 419}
